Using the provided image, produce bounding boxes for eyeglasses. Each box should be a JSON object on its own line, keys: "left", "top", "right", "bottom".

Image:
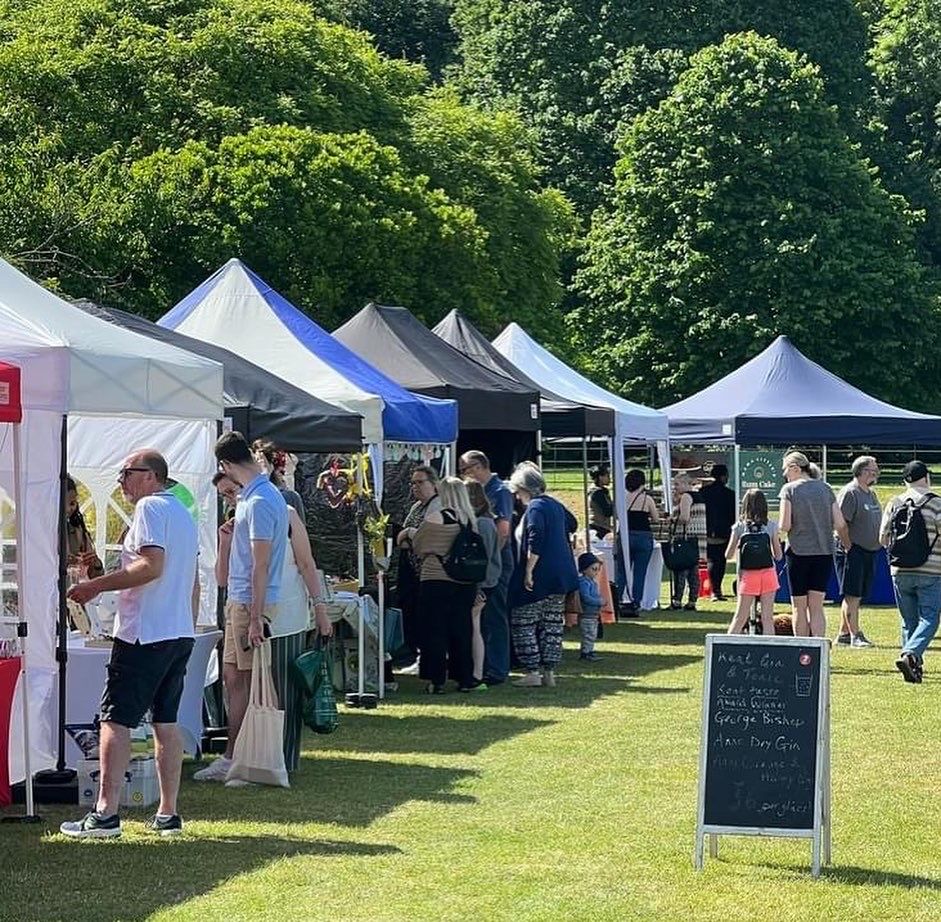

{"left": 117, "top": 466, "right": 150, "bottom": 482}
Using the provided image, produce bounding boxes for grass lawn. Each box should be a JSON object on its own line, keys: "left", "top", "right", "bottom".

{"left": 4, "top": 598, "right": 941, "bottom": 921}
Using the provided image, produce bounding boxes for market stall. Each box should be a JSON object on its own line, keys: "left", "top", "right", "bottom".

{"left": 335, "top": 303, "right": 541, "bottom": 476}
{"left": 0, "top": 256, "right": 224, "bottom": 786}
{"left": 664, "top": 335, "right": 941, "bottom": 604}
{"left": 493, "top": 323, "right": 671, "bottom": 605}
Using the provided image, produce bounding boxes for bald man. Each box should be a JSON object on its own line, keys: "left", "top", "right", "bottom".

{"left": 61, "top": 449, "right": 199, "bottom": 838}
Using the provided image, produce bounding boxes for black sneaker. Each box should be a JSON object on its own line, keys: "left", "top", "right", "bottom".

{"left": 148, "top": 813, "right": 183, "bottom": 837}
{"left": 60, "top": 811, "right": 122, "bottom": 839}
{"left": 579, "top": 652, "right": 601, "bottom": 662}
{"left": 896, "top": 653, "right": 922, "bottom": 684}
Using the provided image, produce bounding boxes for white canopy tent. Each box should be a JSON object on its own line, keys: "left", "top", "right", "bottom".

{"left": 492, "top": 323, "right": 672, "bottom": 591}
{"left": 0, "top": 257, "right": 224, "bottom": 783}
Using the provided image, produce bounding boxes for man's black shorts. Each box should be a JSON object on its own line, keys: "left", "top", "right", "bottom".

{"left": 100, "top": 637, "right": 195, "bottom": 728}
{"left": 786, "top": 550, "right": 833, "bottom": 596}
{"left": 838, "top": 544, "right": 876, "bottom": 600}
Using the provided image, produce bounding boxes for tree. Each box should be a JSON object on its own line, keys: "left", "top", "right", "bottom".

{"left": 0, "top": 0, "right": 572, "bottom": 339}
{"left": 452, "top": 0, "right": 872, "bottom": 216}
{"left": 320, "top": 0, "right": 459, "bottom": 79}
{"left": 573, "top": 33, "right": 941, "bottom": 411}
{"left": 869, "top": 0, "right": 941, "bottom": 265}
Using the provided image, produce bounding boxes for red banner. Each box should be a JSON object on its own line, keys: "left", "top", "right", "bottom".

{"left": 0, "top": 361, "right": 21, "bottom": 424}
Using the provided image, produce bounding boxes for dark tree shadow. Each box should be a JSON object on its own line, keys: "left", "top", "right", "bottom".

{"left": 323, "top": 712, "right": 555, "bottom": 755}
{"left": 0, "top": 830, "right": 398, "bottom": 922}
{"left": 186, "top": 756, "right": 479, "bottom": 827}
{"left": 757, "top": 862, "right": 941, "bottom": 891}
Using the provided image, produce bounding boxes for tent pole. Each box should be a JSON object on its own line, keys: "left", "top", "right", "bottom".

{"left": 822, "top": 444, "right": 828, "bottom": 482}
{"left": 356, "top": 455, "right": 365, "bottom": 700}
{"left": 582, "top": 437, "right": 591, "bottom": 550}
{"left": 56, "top": 415, "right": 69, "bottom": 774}
{"left": 733, "top": 445, "right": 741, "bottom": 518}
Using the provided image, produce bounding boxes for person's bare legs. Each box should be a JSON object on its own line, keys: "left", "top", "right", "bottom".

{"left": 759, "top": 591, "right": 776, "bottom": 636}
{"left": 808, "top": 589, "right": 826, "bottom": 637}
{"left": 471, "top": 602, "right": 485, "bottom": 681}
{"left": 728, "top": 595, "right": 752, "bottom": 634}
{"left": 223, "top": 663, "right": 251, "bottom": 759}
{"left": 96, "top": 721, "right": 131, "bottom": 816}
{"left": 842, "top": 596, "right": 861, "bottom": 636}
{"left": 792, "top": 596, "right": 810, "bottom": 636}
{"left": 152, "top": 722, "right": 183, "bottom": 816}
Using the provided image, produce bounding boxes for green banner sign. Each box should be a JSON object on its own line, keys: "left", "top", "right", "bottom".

{"left": 737, "top": 451, "right": 784, "bottom": 510}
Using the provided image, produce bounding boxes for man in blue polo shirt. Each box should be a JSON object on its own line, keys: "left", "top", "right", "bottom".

{"left": 460, "top": 451, "right": 513, "bottom": 685}
{"left": 194, "top": 431, "right": 288, "bottom": 784}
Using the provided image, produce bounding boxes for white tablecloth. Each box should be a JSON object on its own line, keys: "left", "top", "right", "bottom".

{"left": 62, "top": 629, "right": 222, "bottom": 766}
{"left": 589, "top": 539, "right": 664, "bottom": 610}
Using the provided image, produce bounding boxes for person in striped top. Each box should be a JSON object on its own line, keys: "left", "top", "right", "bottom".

{"left": 880, "top": 460, "right": 941, "bottom": 683}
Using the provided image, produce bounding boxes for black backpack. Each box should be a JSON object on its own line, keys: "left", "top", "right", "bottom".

{"left": 737, "top": 523, "right": 774, "bottom": 571}
{"left": 439, "top": 521, "right": 489, "bottom": 584}
{"left": 889, "top": 494, "right": 939, "bottom": 568}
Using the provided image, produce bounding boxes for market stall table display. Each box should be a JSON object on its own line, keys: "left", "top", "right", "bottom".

{"left": 62, "top": 630, "right": 222, "bottom": 766}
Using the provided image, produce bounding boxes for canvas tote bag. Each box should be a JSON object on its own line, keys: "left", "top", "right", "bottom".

{"left": 226, "top": 642, "right": 289, "bottom": 788}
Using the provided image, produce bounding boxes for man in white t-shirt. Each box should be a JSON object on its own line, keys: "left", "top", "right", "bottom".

{"left": 60, "top": 449, "right": 199, "bottom": 839}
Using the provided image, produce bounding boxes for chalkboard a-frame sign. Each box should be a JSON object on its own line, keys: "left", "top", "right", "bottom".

{"left": 694, "top": 635, "right": 831, "bottom": 877}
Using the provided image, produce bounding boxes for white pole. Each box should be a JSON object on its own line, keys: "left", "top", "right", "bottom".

{"left": 733, "top": 445, "right": 741, "bottom": 519}
{"left": 582, "top": 437, "right": 591, "bottom": 550}
{"left": 12, "top": 425, "right": 34, "bottom": 818}
{"left": 378, "top": 538, "right": 389, "bottom": 700}
{"left": 822, "top": 444, "right": 828, "bottom": 482}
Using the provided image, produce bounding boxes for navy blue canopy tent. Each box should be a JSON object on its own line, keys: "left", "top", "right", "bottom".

{"left": 663, "top": 335, "right": 941, "bottom": 445}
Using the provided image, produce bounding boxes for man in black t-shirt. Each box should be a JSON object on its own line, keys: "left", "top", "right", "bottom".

{"left": 699, "top": 464, "right": 736, "bottom": 600}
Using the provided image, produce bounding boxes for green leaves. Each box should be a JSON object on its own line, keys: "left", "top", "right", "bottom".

{"left": 0, "top": 0, "right": 567, "bottom": 338}
{"left": 574, "top": 33, "right": 941, "bottom": 411}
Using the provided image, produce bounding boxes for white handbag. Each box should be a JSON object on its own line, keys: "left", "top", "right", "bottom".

{"left": 226, "top": 642, "right": 289, "bottom": 788}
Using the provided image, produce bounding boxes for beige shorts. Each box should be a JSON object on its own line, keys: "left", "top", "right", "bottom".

{"left": 223, "top": 600, "right": 278, "bottom": 671}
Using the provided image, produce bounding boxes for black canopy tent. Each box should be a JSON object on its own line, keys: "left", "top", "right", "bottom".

{"left": 334, "top": 303, "right": 541, "bottom": 475}
{"left": 433, "top": 309, "right": 615, "bottom": 439}
{"left": 75, "top": 300, "right": 363, "bottom": 451}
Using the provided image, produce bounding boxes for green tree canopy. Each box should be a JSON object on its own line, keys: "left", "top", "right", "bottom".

{"left": 0, "top": 0, "right": 570, "bottom": 337}
{"left": 453, "top": 0, "right": 871, "bottom": 216}
{"left": 573, "top": 33, "right": 941, "bottom": 410}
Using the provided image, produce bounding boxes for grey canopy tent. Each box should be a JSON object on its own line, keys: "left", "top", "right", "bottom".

{"left": 334, "top": 303, "right": 542, "bottom": 475}
{"left": 75, "top": 300, "right": 363, "bottom": 451}
{"left": 433, "top": 309, "right": 615, "bottom": 438}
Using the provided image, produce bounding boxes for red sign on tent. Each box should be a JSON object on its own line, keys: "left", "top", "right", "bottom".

{"left": 0, "top": 361, "right": 22, "bottom": 423}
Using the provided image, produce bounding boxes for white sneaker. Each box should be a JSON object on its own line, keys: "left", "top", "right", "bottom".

{"left": 192, "top": 757, "right": 232, "bottom": 782}
{"left": 224, "top": 778, "right": 255, "bottom": 788}
{"left": 397, "top": 661, "right": 420, "bottom": 676}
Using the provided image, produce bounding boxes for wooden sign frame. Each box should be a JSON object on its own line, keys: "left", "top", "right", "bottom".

{"left": 694, "top": 634, "right": 831, "bottom": 877}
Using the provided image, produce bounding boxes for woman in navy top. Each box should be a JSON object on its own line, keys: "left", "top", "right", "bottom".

{"left": 508, "top": 463, "right": 578, "bottom": 688}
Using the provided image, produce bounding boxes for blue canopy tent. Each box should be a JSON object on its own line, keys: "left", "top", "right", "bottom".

{"left": 158, "top": 259, "right": 459, "bottom": 498}
{"left": 664, "top": 335, "right": 941, "bottom": 604}
{"left": 663, "top": 335, "right": 941, "bottom": 445}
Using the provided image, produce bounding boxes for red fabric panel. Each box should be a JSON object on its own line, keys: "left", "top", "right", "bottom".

{"left": 0, "top": 361, "right": 22, "bottom": 423}
{"left": 0, "top": 657, "right": 22, "bottom": 807}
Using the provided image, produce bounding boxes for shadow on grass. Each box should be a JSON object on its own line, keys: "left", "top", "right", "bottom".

{"left": 761, "top": 862, "right": 941, "bottom": 890}
{"left": 389, "top": 647, "right": 699, "bottom": 710}
{"left": 186, "top": 756, "right": 479, "bottom": 827}
{"left": 323, "top": 711, "right": 555, "bottom": 755}
{"left": 822, "top": 865, "right": 941, "bottom": 890}
{"left": 0, "top": 830, "right": 398, "bottom": 922}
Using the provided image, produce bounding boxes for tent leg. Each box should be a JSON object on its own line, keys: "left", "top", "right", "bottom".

{"left": 378, "top": 562, "right": 385, "bottom": 700}
{"left": 56, "top": 416, "right": 69, "bottom": 774}
{"left": 733, "top": 445, "right": 741, "bottom": 516}
{"left": 582, "top": 437, "right": 591, "bottom": 549}
{"left": 356, "top": 458, "right": 366, "bottom": 701}
{"left": 822, "top": 444, "right": 828, "bottom": 482}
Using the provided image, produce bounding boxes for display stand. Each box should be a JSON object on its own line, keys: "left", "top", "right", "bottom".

{"left": 694, "top": 634, "right": 831, "bottom": 877}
